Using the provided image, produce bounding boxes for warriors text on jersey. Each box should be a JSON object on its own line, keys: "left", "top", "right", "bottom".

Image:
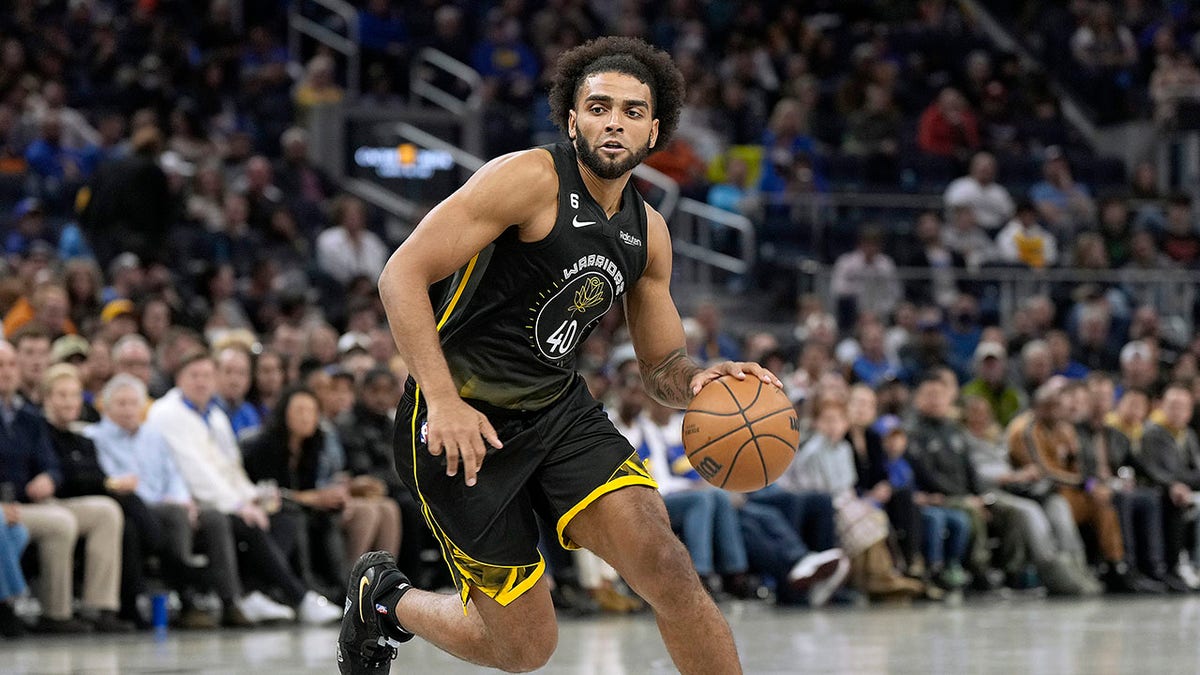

{"left": 431, "top": 142, "right": 649, "bottom": 410}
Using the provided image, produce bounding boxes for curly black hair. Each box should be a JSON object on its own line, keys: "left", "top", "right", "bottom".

{"left": 548, "top": 36, "right": 686, "bottom": 151}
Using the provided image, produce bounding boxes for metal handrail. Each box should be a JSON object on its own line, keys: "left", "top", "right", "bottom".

{"left": 631, "top": 163, "right": 679, "bottom": 222}
{"left": 393, "top": 122, "right": 485, "bottom": 172}
{"left": 408, "top": 48, "right": 485, "bottom": 157}
{"left": 671, "top": 198, "right": 756, "bottom": 287}
{"left": 410, "top": 48, "right": 484, "bottom": 117}
{"left": 800, "top": 261, "right": 1199, "bottom": 332}
{"left": 287, "top": 0, "right": 360, "bottom": 98}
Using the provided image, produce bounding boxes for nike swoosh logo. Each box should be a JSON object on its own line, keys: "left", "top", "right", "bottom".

{"left": 358, "top": 575, "right": 370, "bottom": 623}
{"left": 572, "top": 216, "right": 596, "bottom": 228}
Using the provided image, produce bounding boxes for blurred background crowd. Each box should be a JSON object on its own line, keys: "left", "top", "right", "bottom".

{"left": 2, "top": 0, "right": 1200, "bottom": 637}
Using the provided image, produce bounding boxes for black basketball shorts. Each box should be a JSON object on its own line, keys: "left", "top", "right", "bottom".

{"left": 393, "top": 375, "right": 657, "bottom": 607}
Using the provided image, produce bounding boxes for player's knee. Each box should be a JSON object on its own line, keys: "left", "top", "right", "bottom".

{"left": 628, "top": 535, "right": 697, "bottom": 603}
{"left": 494, "top": 631, "right": 556, "bottom": 672}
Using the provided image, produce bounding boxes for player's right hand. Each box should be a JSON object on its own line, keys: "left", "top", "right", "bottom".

{"left": 426, "top": 398, "right": 503, "bottom": 487}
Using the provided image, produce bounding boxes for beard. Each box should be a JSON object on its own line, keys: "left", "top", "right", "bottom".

{"left": 574, "top": 130, "right": 651, "bottom": 180}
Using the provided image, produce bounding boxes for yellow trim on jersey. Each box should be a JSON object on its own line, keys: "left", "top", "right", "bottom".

{"left": 555, "top": 457, "right": 657, "bottom": 550}
{"left": 410, "top": 384, "right": 546, "bottom": 608}
{"left": 435, "top": 254, "right": 480, "bottom": 331}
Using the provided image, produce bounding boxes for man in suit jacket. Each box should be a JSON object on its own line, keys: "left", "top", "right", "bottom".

{"left": 1138, "top": 383, "right": 1200, "bottom": 585}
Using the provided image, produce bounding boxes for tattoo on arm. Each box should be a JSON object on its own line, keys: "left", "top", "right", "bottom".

{"left": 639, "top": 348, "right": 703, "bottom": 408}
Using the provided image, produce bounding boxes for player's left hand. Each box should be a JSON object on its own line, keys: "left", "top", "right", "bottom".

{"left": 690, "top": 361, "right": 783, "bottom": 396}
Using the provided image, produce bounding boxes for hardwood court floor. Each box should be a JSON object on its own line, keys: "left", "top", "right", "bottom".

{"left": 2, "top": 595, "right": 1199, "bottom": 674}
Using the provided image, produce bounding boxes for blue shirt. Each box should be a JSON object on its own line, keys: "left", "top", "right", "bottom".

{"left": 886, "top": 456, "right": 915, "bottom": 491}
{"left": 83, "top": 417, "right": 191, "bottom": 504}
{"left": 1055, "top": 361, "right": 1090, "bottom": 380}
{"left": 852, "top": 355, "right": 898, "bottom": 388}
{"left": 215, "top": 398, "right": 262, "bottom": 439}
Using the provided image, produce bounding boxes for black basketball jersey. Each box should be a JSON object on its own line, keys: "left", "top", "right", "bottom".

{"left": 431, "top": 142, "right": 650, "bottom": 410}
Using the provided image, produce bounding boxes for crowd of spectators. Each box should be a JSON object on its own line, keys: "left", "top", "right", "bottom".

{"left": 993, "top": 0, "right": 1200, "bottom": 125}
{"left": 2, "top": 0, "right": 1200, "bottom": 638}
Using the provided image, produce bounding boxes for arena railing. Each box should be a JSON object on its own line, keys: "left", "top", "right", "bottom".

{"left": 798, "top": 262, "right": 1200, "bottom": 334}
{"left": 409, "top": 48, "right": 486, "bottom": 159}
{"left": 287, "top": 0, "right": 361, "bottom": 98}
{"left": 671, "top": 199, "right": 756, "bottom": 289}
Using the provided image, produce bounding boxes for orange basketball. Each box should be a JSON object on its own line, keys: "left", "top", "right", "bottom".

{"left": 681, "top": 375, "right": 799, "bottom": 492}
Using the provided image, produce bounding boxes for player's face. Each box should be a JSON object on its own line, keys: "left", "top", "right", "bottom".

{"left": 568, "top": 72, "right": 659, "bottom": 180}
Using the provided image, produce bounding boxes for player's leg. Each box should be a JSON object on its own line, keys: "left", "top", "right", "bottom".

{"left": 395, "top": 576, "right": 558, "bottom": 671}
{"left": 565, "top": 485, "right": 742, "bottom": 675}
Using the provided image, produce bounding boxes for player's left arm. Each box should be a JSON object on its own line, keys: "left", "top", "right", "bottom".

{"left": 624, "top": 205, "right": 782, "bottom": 409}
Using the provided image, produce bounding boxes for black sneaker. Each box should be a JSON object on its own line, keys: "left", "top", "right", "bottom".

{"left": 337, "top": 551, "right": 414, "bottom": 675}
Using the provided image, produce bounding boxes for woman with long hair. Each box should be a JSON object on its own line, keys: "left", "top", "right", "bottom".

{"left": 247, "top": 348, "right": 288, "bottom": 420}
{"left": 63, "top": 258, "right": 103, "bottom": 335}
{"left": 241, "top": 387, "right": 400, "bottom": 586}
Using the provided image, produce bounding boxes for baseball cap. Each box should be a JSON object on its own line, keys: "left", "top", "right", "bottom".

{"left": 337, "top": 331, "right": 371, "bottom": 356}
{"left": 51, "top": 334, "right": 90, "bottom": 363}
{"left": 874, "top": 414, "right": 905, "bottom": 438}
{"left": 100, "top": 298, "right": 136, "bottom": 324}
{"left": 12, "top": 197, "right": 43, "bottom": 221}
{"left": 974, "top": 342, "right": 1007, "bottom": 363}
{"left": 1119, "top": 340, "right": 1152, "bottom": 366}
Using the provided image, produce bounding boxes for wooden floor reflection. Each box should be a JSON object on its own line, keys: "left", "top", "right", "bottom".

{"left": 2, "top": 595, "right": 1198, "bottom": 674}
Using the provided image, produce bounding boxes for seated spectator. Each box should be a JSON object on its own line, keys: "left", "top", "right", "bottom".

{"left": 40, "top": 364, "right": 212, "bottom": 628}
{"left": 275, "top": 127, "right": 334, "bottom": 213}
{"left": 995, "top": 201, "right": 1057, "bottom": 269}
{"left": 1074, "top": 302, "right": 1120, "bottom": 373}
{"left": 316, "top": 195, "right": 388, "bottom": 288}
{"left": 830, "top": 228, "right": 901, "bottom": 324}
{"left": 847, "top": 387, "right": 920, "bottom": 571}
{"left": 943, "top": 152, "right": 1014, "bottom": 233}
{"left": 1069, "top": 2, "right": 1137, "bottom": 122}
{"left": 1160, "top": 194, "right": 1200, "bottom": 267}
{"left": 25, "top": 113, "right": 96, "bottom": 204}
{"left": 1046, "top": 330, "right": 1089, "bottom": 381}
{"left": 902, "top": 212, "right": 962, "bottom": 307}
{"left": 1021, "top": 340, "right": 1055, "bottom": 397}
{"left": 907, "top": 375, "right": 1005, "bottom": 589}
{"left": 1008, "top": 379, "right": 1159, "bottom": 593}
{"left": 916, "top": 88, "right": 980, "bottom": 160}
{"left": 4, "top": 198, "right": 55, "bottom": 260}
{"left": 759, "top": 98, "right": 820, "bottom": 196}
{"left": 1029, "top": 147, "right": 1096, "bottom": 236}
{"left": 1098, "top": 198, "right": 1132, "bottom": 266}
{"left": 0, "top": 500, "right": 29, "bottom": 637}
{"left": 1118, "top": 340, "right": 1160, "bottom": 396}
{"left": 4, "top": 283, "right": 75, "bottom": 339}
{"left": 961, "top": 395, "right": 1099, "bottom": 595}
{"left": 144, "top": 351, "right": 341, "bottom": 625}
{"left": 1075, "top": 374, "right": 1182, "bottom": 590}
{"left": 243, "top": 386, "right": 401, "bottom": 586}
{"left": 841, "top": 83, "right": 901, "bottom": 182}
{"left": 1150, "top": 52, "right": 1200, "bottom": 125}
{"left": 12, "top": 327, "right": 52, "bottom": 408}
{"left": 851, "top": 324, "right": 899, "bottom": 388}
{"left": 0, "top": 341, "right": 125, "bottom": 633}
{"left": 693, "top": 301, "right": 741, "bottom": 363}
{"left": 942, "top": 205, "right": 995, "bottom": 272}
{"left": 1122, "top": 230, "right": 1175, "bottom": 309}
{"left": 705, "top": 156, "right": 752, "bottom": 215}
{"left": 962, "top": 342, "right": 1024, "bottom": 426}
{"left": 293, "top": 55, "right": 345, "bottom": 121}
{"left": 783, "top": 399, "right": 923, "bottom": 600}
{"left": 1138, "top": 384, "right": 1200, "bottom": 588}
{"left": 249, "top": 348, "right": 288, "bottom": 420}
{"left": 214, "top": 344, "right": 261, "bottom": 439}
{"left": 85, "top": 374, "right": 258, "bottom": 628}
{"left": 878, "top": 416, "right": 969, "bottom": 589}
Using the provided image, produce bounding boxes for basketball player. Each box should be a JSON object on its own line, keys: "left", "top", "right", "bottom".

{"left": 338, "top": 36, "right": 782, "bottom": 674}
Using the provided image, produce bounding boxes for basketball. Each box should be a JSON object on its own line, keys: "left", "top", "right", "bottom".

{"left": 682, "top": 375, "right": 799, "bottom": 492}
